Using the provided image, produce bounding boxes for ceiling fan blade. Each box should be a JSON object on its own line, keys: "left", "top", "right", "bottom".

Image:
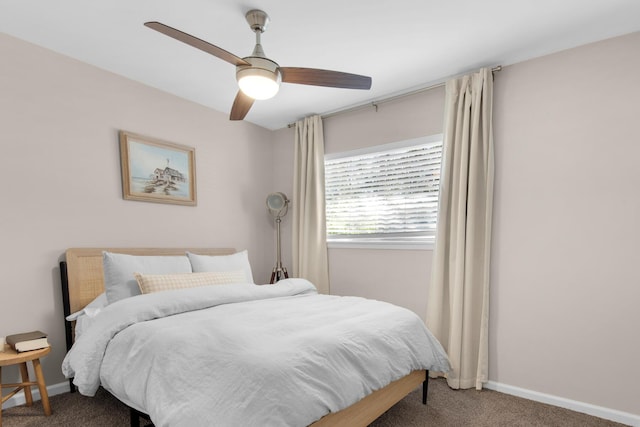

{"left": 280, "top": 67, "right": 372, "bottom": 90}
{"left": 230, "top": 91, "right": 255, "bottom": 121}
{"left": 144, "top": 22, "right": 249, "bottom": 67}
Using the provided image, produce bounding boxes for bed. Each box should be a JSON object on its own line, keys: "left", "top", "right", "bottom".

{"left": 60, "top": 247, "right": 450, "bottom": 427}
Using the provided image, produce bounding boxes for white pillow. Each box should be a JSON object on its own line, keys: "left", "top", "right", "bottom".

{"left": 187, "top": 250, "right": 254, "bottom": 284}
{"left": 103, "top": 252, "right": 192, "bottom": 304}
{"left": 134, "top": 271, "right": 247, "bottom": 294}
{"left": 66, "top": 292, "right": 109, "bottom": 340}
{"left": 65, "top": 292, "right": 108, "bottom": 321}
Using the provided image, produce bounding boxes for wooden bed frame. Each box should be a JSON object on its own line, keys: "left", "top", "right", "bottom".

{"left": 60, "top": 247, "right": 429, "bottom": 427}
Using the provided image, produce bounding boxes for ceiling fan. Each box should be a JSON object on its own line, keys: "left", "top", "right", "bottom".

{"left": 144, "top": 10, "right": 372, "bottom": 121}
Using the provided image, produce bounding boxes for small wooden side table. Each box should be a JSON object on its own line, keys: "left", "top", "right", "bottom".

{"left": 0, "top": 344, "right": 52, "bottom": 426}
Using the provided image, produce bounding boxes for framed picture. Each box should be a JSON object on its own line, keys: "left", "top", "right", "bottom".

{"left": 119, "top": 131, "right": 197, "bottom": 206}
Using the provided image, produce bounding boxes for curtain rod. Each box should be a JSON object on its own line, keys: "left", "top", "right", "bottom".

{"left": 286, "top": 65, "right": 502, "bottom": 128}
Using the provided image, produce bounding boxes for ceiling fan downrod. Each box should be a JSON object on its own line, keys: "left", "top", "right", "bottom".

{"left": 246, "top": 10, "right": 269, "bottom": 58}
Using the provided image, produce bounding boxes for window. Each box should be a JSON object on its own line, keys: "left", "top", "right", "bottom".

{"left": 325, "top": 135, "right": 443, "bottom": 249}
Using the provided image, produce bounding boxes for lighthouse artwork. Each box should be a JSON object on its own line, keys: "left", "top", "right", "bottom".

{"left": 119, "top": 131, "right": 197, "bottom": 206}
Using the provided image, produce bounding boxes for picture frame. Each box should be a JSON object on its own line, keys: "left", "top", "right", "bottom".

{"left": 119, "top": 131, "right": 197, "bottom": 206}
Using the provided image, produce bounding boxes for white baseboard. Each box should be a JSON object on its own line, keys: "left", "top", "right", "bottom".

{"left": 485, "top": 380, "right": 640, "bottom": 427}
{"left": 2, "top": 381, "right": 70, "bottom": 409}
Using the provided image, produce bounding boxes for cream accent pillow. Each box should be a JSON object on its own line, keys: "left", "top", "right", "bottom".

{"left": 134, "top": 271, "right": 247, "bottom": 294}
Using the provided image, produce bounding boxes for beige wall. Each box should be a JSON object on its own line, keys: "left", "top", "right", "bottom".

{"left": 0, "top": 34, "right": 275, "bottom": 387}
{"left": 491, "top": 31, "right": 640, "bottom": 415}
{"left": 273, "top": 32, "right": 640, "bottom": 417}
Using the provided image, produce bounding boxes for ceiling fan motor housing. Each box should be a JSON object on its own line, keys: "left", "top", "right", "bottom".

{"left": 236, "top": 57, "right": 281, "bottom": 99}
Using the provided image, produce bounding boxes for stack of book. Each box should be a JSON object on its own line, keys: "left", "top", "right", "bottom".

{"left": 6, "top": 330, "right": 50, "bottom": 352}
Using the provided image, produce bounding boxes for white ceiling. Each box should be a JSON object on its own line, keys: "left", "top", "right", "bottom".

{"left": 2, "top": 0, "right": 639, "bottom": 130}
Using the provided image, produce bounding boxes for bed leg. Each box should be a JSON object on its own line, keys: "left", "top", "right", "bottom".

{"left": 422, "top": 370, "right": 429, "bottom": 405}
{"left": 130, "top": 408, "right": 141, "bottom": 427}
{"left": 130, "top": 407, "right": 154, "bottom": 427}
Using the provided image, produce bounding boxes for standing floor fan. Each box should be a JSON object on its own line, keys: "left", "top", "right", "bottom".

{"left": 266, "top": 192, "right": 289, "bottom": 283}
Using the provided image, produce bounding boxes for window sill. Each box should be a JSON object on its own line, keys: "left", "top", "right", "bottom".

{"left": 327, "top": 240, "right": 434, "bottom": 250}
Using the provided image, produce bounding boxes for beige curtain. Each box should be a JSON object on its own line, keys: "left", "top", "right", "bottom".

{"left": 292, "top": 115, "right": 330, "bottom": 294}
{"left": 426, "top": 68, "right": 494, "bottom": 390}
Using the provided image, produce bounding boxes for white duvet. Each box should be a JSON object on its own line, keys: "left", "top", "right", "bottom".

{"left": 62, "top": 279, "right": 450, "bottom": 427}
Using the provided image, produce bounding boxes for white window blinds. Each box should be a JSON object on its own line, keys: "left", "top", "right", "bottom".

{"left": 325, "top": 135, "right": 443, "bottom": 244}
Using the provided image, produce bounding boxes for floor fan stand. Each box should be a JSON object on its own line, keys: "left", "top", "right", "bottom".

{"left": 269, "top": 216, "right": 289, "bottom": 283}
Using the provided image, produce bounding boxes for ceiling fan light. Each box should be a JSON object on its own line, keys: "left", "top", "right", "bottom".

{"left": 237, "top": 69, "right": 280, "bottom": 100}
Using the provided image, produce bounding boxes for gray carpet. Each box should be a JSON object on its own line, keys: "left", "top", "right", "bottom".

{"left": 2, "top": 378, "right": 627, "bottom": 426}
